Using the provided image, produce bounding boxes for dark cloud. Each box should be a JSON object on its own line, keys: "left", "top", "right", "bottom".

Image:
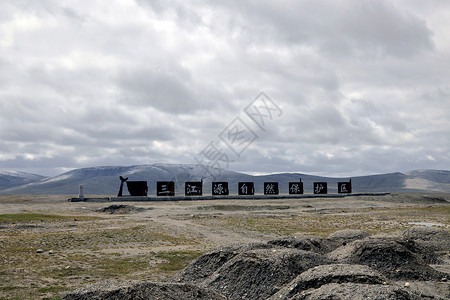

{"left": 117, "top": 67, "right": 199, "bottom": 113}
{"left": 201, "top": 0, "right": 434, "bottom": 57}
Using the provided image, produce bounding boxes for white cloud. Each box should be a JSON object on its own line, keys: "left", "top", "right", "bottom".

{"left": 0, "top": 0, "right": 449, "bottom": 176}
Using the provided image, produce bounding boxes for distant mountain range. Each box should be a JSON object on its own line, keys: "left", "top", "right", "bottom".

{"left": 0, "top": 171, "right": 48, "bottom": 191}
{"left": 0, "top": 164, "right": 449, "bottom": 195}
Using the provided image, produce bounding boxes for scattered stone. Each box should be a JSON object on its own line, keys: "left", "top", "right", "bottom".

{"left": 399, "top": 281, "right": 449, "bottom": 299}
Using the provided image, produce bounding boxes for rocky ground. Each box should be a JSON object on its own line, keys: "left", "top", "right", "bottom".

{"left": 64, "top": 227, "right": 450, "bottom": 299}
{"left": 0, "top": 193, "right": 449, "bottom": 299}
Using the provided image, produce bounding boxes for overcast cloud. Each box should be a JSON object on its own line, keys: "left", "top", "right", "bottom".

{"left": 0, "top": 0, "right": 449, "bottom": 177}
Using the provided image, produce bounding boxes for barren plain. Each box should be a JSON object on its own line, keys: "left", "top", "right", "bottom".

{"left": 0, "top": 193, "right": 449, "bottom": 299}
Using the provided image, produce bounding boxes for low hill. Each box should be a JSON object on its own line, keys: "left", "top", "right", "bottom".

{"left": 0, "top": 171, "right": 48, "bottom": 190}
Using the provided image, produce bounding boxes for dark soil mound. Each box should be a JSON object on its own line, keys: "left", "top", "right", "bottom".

{"left": 174, "top": 242, "right": 276, "bottom": 284}
{"left": 283, "top": 283, "right": 430, "bottom": 300}
{"left": 270, "top": 264, "right": 387, "bottom": 299}
{"left": 62, "top": 282, "right": 225, "bottom": 300}
{"left": 64, "top": 227, "right": 449, "bottom": 300}
{"left": 173, "top": 244, "right": 242, "bottom": 285}
{"left": 267, "top": 235, "right": 331, "bottom": 254}
{"left": 398, "top": 238, "right": 443, "bottom": 264}
{"left": 328, "top": 237, "right": 446, "bottom": 280}
{"left": 267, "top": 230, "right": 372, "bottom": 255}
{"left": 96, "top": 205, "right": 146, "bottom": 214}
{"left": 199, "top": 248, "right": 332, "bottom": 299}
{"left": 403, "top": 226, "right": 450, "bottom": 252}
{"left": 327, "top": 230, "right": 371, "bottom": 248}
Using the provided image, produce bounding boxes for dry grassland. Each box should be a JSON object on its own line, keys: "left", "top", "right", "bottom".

{"left": 0, "top": 193, "right": 448, "bottom": 299}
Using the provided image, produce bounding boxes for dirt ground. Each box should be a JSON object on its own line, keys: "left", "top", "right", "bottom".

{"left": 0, "top": 193, "right": 449, "bottom": 299}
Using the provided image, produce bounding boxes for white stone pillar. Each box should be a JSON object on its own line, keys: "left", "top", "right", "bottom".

{"left": 78, "top": 184, "right": 84, "bottom": 199}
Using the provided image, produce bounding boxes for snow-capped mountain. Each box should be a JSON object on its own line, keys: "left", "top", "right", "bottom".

{"left": 0, "top": 164, "right": 449, "bottom": 195}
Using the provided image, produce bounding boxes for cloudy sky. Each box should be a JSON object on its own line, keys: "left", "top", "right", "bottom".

{"left": 0, "top": 0, "right": 449, "bottom": 177}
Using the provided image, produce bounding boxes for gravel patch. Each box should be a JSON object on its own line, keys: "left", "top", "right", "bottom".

{"left": 282, "top": 283, "right": 436, "bottom": 300}
{"left": 62, "top": 281, "right": 225, "bottom": 300}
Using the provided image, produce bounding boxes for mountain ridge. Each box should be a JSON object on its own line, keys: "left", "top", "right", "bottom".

{"left": 0, "top": 171, "right": 48, "bottom": 191}
{"left": 0, "top": 164, "right": 449, "bottom": 195}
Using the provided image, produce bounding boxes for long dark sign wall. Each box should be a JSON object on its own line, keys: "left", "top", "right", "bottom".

{"left": 157, "top": 181, "right": 175, "bottom": 196}
{"left": 118, "top": 176, "right": 353, "bottom": 196}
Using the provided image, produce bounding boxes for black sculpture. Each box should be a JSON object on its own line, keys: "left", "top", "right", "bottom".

{"left": 117, "top": 176, "right": 128, "bottom": 197}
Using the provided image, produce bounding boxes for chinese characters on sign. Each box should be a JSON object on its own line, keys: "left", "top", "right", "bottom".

{"left": 212, "top": 182, "right": 229, "bottom": 195}
{"left": 313, "top": 182, "right": 328, "bottom": 194}
{"left": 338, "top": 180, "right": 352, "bottom": 194}
{"left": 117, "top": 176, "right": 354, "bottom": 196}
{"left": 238, "top": 182, "right": 254, "bottom": 195}
{"left": 264, "top": 182, "right": 279, "bottom": 195}
{"left": 185, "top": 182, "right": 202, "bottom": 196}
{"left": 157, "top": 181, "right": 175, "bottom": 196}
{"left": 289, "top": 181, "right": 304, "bottom": 194}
